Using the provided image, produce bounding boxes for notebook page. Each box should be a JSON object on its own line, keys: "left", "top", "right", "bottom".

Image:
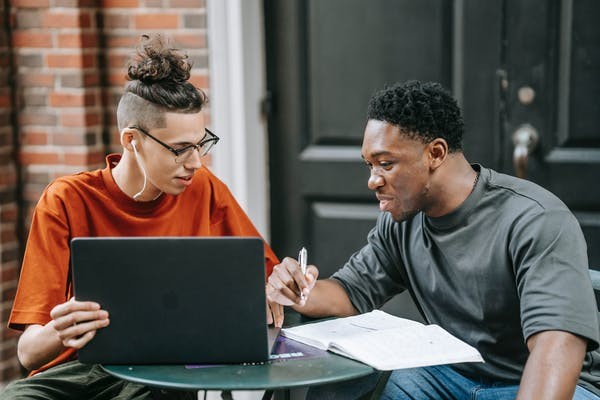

{"left": 329, "top": 324, "right": 484, "bottom": 371}
{"left": 281, "top": 310, "right": 423, "bottom": 350}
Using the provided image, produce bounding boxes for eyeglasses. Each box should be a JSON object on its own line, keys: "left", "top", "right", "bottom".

{"left": 129, "top": 125, "right": 219, "bottom": 164}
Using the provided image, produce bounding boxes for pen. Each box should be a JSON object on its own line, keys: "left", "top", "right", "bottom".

{"left": 298, "top": 247, "right": 307, "bottom": 301}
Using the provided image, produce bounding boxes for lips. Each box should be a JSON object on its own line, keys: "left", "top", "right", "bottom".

{"left": 176, "top": 175, "right": 193, "bottom": 187}
{"left": 376, "top": 194, "right": 393, "bottom": 212}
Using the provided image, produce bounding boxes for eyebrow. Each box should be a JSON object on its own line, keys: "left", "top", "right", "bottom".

{"left": 362, "top": 151, "right": 393, "bottom": 159}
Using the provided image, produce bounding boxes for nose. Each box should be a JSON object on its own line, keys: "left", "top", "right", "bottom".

{"left": 183, "top": 148, "right": 203, "bottom": 170}
{"left": 367, "top": 171, "right": 384, "bottom": 190}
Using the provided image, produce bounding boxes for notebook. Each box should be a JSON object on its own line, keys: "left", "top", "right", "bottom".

{"left": 70, "top": 236, "right": 279, "bottom": 365}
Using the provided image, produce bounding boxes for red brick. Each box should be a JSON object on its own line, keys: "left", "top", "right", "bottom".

{"left": 49, "top": 91, "right": 96, "bottom": 107}
{"left": 42, "top": 11, "right": 91, "bottom": 29}
{"left": 107, "top": 53, "right": 128, "bottom": 68}
{"left": 0, "top": 205, "right": 17, "bottom": 221}
{"left": 170, "top": 0, "right": 203, "bottom": 7}
{"left": 54, "top": 0, "right": 98, "bottom": 6}
{"left": 19, "top": 151, "right": 60, "bottom": 165}
{"left": 101, "top": 0, "right": 139, "bottom": 7}
{"left": 19, "top": 110, "right": 57, "bottom": 126}
{"left": 19, "top": 73, "right": 55, "bottom": 87}
{"left": 21, "top": 131, "right": 48, "bottom": 145}
{"left": 0, "top": 170, "right": 17, "bottom": 187}
{"left": 103, "top": 13, "right": 130, "bottom": 29}
{"left": 15, "top": 9, "right": 41, "bottom": 29}
{"left": 22, "top": 92, "right": 47, "bottom": 107}
{"left": 9, "top": 0, "right": 50, "bottom": 7}
{"left": 108, "top": 72, "right": 126, "bottom": 86}
{"left": 134, "top": 14, "right": 179, "bottom": 29}
{"left": 64, "top": 150, "right": 105, "bottom": 166}
{"left": 105, "top": 34, "right": 139, "bottom": 48}
{"left": 57, "top": 32, "right": 99, "bottom": 48}
{"left": 172, "top": 33, "right": 205, "bottom": 49}
{"left": 60, "top": 112, "right": 101, "bottom": 127}
{"left": 47, "top": 53, "right": 96, "bottom": 68}
{"left": 12, "top": 31, "right": 53, "bottom": 48}
{"left": 52, "top": 132, "right": 89, "bottom": 146}
{"left": 0, "top": 265, "right": 17, "bottom": 282}
{"left": 189, "top": 74, "right": 208, "bottom": 89}
{"left": 0, "top": 95, "right": 10, "bottom": 108}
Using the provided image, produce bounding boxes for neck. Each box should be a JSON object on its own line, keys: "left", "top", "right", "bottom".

{"left": 424, "top": 153, "right": 478, "bottom": 218}
{"left": 112, "top": 151, "right": 162, "bottom": 201}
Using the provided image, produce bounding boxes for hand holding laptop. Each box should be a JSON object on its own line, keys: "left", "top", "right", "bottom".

{"left": 49, "top": 297, "right": 109, "bottom": 349}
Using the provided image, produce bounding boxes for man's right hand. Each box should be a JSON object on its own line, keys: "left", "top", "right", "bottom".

{"left": 17, "top": 298, "right": 110, "bottom": 370}
{"left": 266, "top": 256, "right": 319, "bottom": 316}
{"left": 49, "top": 298, "right": 110, "bottom": 349}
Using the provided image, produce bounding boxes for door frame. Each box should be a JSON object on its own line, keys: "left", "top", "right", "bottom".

{"left": 206, "top": 0, "right": 271, "bottom": 240}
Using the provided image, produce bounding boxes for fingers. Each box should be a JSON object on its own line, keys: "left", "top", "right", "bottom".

{"left": 268, "top": 257, "right": 308, "bottom": 303}
{"left": 50, "top": 299, "right": 101, "bottom": 320}
{"left": 52, "top": 309, "right": 109, "bottom": 331}
{"left": 268, "top": 300, "right": 284, "bottom": 328}
{"left": 58, "top": 320, "right": 106, "bottom": 349}
{"left": 50, "top": 299, "right": 109, "bottom": 349}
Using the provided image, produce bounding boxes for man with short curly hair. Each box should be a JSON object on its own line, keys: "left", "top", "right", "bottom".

{"left": 267, "top": 81, "right": 600, "bottom": 399}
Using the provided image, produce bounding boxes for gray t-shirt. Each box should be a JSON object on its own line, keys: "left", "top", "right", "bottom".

{"left": 332, "top": 165, "right": 599, "bottom": 382}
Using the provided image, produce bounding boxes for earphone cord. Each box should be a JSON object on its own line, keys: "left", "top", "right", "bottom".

{"left": 131, "top": 141, "right": 148, "bottom": 200}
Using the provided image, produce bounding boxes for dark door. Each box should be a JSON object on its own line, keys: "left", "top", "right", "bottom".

{"left": 264, "top": 0, "right": 600, "bottom": 318}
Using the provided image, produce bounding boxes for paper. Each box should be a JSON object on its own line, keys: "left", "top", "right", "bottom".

{"left": 282, "top": 310, "right": 483, "bottom": 371}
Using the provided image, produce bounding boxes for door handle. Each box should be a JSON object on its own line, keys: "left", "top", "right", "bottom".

{"left": 512, "top": 124, "right": 539, "bottom": 179}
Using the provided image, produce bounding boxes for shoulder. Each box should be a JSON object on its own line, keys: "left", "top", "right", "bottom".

{"left": 484, "top": 167, "right": 568, "bottom": 213}
{"left": 188, "top": 167, "right": 233, "bottom": 197}
{"left": 40, "top": 170, "right": 103, "bottom": 204}
{"left": 185, "top": 167, "right": 240, "bottom": 211}
{"left": 481, "top": 168, "right": 583, "bottom": 249}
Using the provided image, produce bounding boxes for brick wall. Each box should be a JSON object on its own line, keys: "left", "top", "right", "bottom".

{"left": 0, "top": 0, "right": 209, "bottom": 384}
{"left": 0, "top": 0, "right": 22, "bottom": 383}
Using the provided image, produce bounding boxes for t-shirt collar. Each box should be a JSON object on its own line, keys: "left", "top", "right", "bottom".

{"left": 424, "top": 164, "right": 486, "bottom": 230}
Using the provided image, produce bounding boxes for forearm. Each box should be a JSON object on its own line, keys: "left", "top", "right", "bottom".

{"left": 292, "top": 278, "right": 358, "bottom": 318}
{"left": 517, "top": 331, "right": 586, "bottom": 400}
{"left": 18, "top": 323, "right": 65, "bottom": 371}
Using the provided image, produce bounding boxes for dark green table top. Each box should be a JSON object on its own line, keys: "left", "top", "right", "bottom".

{"left": 101, "top": 312, "right": 375, "bottom": 391}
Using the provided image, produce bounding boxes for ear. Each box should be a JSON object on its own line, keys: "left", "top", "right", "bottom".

{"left": 120, "top": 127, "right": 137, "bottom": 152}
{"left": 427, "top": 138, "right": 448, "bottom": 171}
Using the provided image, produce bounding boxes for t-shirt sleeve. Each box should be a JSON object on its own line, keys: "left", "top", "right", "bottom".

{"left": 208, "top": 178, "right": 279, "bottom": 277}
{"left": 9, "top": 183, "right": 72, "bottom": 331}
{"left": 512, "top": 208, "right": 600, "bottom": 350}
{"left": 331, "top": 212, "right": 407, "bottom": 314}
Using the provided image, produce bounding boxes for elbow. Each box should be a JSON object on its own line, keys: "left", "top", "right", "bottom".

{"left": 17, "top": 344, "right": 38, "bottom": 371}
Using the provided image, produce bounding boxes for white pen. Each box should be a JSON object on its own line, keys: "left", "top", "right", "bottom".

{"left": 298, "top": 247, "right": 307, "bottom": 301}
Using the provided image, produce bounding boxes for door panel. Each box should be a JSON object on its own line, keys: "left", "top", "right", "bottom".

{"left": 501, "top": 0, "right": 600, "bottom": 267}
{"left": 265, "top": 0, "right": 453, "bottom": 319}
{"left": 265, "top": 0, "right": 600, "bottom": 320}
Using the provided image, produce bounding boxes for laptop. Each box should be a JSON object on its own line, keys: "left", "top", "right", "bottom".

{"left": 70, "top": 236, "right": 280, "bottom": 365}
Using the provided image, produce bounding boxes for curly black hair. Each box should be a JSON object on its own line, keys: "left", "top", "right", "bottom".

{"left": 367, "top": 81, "right": 464, "bottom": 152}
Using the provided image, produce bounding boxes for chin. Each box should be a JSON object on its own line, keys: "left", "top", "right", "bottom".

{"left": 390, "top": 209, "right": 419, "bottom": 223}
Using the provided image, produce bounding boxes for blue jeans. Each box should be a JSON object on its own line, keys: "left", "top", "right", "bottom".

{"left": 307, "top": 365, "right": 600, "bottom": 400}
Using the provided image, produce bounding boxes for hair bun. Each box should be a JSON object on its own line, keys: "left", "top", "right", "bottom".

{"left": 127, "top": 34, "right": 191, "bottom": 84}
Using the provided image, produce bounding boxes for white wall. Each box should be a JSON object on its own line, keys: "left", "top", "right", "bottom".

{"left": 207, "top": 0, "right": 271, "bottom": 241}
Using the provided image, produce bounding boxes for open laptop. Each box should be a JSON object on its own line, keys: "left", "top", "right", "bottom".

{"left": 70, "top": 237, "right": 279, "bottom": 365}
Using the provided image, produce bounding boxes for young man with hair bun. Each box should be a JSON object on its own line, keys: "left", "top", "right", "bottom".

{"left": 1, "top": 34, "right": 279, "bottom": 399}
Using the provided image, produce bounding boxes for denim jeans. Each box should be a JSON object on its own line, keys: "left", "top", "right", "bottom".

{"left": 307, "top": 365, "right": 600, "bottom": 400}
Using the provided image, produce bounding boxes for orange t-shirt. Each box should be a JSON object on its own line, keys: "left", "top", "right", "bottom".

{"left": 9, "top": 154, "right": 279, "bottom": 374}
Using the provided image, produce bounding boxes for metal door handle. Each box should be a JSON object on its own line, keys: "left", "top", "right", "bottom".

{"left": 512, "top": 124, "right": 539, "bottom": 179}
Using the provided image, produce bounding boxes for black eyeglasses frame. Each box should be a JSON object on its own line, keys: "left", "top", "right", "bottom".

{"left": 128, "top": 125, "right": 219, "bottom": 161}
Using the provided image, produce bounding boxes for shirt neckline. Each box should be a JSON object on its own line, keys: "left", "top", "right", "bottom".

{"left": 425, "top": 164, "right": 486, "bottom": 230}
